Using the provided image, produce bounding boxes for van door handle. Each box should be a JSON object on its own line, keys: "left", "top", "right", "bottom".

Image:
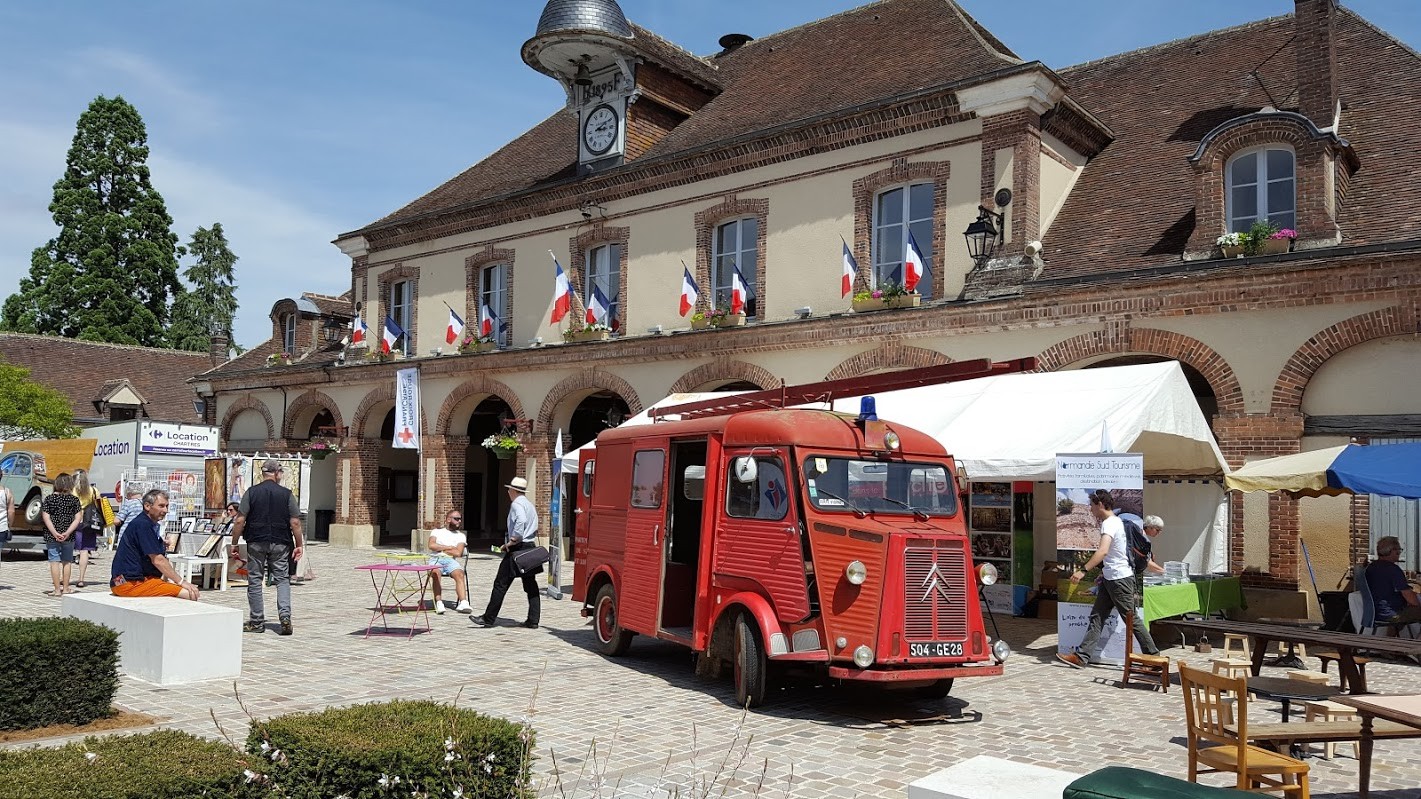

{"left": 573, "top": 508, "right": 583, "bottom": 515}
{"left": 652, "top": 524, "right": 660, "bottom": 546}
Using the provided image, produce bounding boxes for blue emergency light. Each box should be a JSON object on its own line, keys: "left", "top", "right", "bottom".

{"left": 857, "top": 396, "right": 878, "bottom": 422}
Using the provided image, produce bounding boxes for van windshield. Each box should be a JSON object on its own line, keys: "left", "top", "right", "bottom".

{"left": 801, "top": 457, "right": 958, "bottom": 516}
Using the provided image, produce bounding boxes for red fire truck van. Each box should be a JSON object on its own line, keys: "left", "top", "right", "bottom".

{"left": 573, "top": 359, "right": 1030, "bottom": 707}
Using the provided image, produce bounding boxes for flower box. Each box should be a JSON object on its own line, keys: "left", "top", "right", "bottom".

{"left": 460, "top": 341, "right": 497, "bottom": 354}
{"left": 691, "top": 317, "right": 710, "bottom": 330}
{"left": 1258, "top": 238, "right": 1291, "bottom": 255}
{"left": 1220, "top": 245, "right": 1244, "bottom": 259}
{"left": 852, "top": 294, "right": 920, "bottom": 312}
{"left": 491, "top": 448, "right": 518, "bottom": 461}
{"left": 711, "top": 313, "right": 746, "bottom": 328}
{"left": 568, "top": 329, "right": 611, "bottom": 343}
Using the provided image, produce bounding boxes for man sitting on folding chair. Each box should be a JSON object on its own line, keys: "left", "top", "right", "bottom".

{"left": 1366, "top": 536, "right": 1421, "bottom": 634}
{"left": 427, "top": 510, "right": 471, "bottom": 614}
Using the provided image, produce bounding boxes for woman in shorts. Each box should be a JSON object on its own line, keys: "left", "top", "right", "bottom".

{"left": 41, "top": 472, "right": 82, "bottom": 596}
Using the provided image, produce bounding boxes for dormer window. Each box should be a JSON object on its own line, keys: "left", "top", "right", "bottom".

{"left": 1227, "top": 147, "right": 1295, "bottom": 233}
{"left": 281, "top": 313, "right": 297, "bottom": 355}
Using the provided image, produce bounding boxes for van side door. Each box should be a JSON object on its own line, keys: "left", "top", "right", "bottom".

{"left": 714, "top": 449, "right": 812, "bottom": 622}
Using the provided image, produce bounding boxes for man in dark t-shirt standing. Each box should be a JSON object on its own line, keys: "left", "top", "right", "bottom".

{"left": 230, "top": 460, "right": 303, "bottom": 635}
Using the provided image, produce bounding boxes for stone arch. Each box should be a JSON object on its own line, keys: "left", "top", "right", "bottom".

{"left": 221, "top": 395, "right": 275, "bottom": 443}
{"left": 436, "top": 376, "right": 527, "bottom": 435}
{"left": 1033, "top": 327, "right": 1245, "bottom": 414}
{"left": 824, "top": 341, "right": 952, "bottom": 381}
{"left": 536, "top": 370, "right": 643, "bottom": 437}
{"left": 283, "top": 390, "right": 345, "bottom": 440}
{"left": 1271, "top": 306, "right": 1411, "bottom": 415}
{"left": 350, "top": 385, "right": 430, "bottom": 440}
{"left": 667, "top": 359, "right": 782, "bottom": 394}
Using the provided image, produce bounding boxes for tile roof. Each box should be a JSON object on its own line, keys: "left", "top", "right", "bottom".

{"left": 356, "top": 0, "right": 1019, "bottom": 235}
{"left": 301, "top": 291, "right": 353, "bottom": 318}
{"left": 1042, "top": 10, "right": 1421, "bottom": 278}
{"left": 0, "top": 333, "right": 212, "bottom": 425}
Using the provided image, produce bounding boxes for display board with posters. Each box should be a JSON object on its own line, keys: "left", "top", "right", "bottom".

{"left": 204, "top": 455, "right": 311, "bottom": 514}
{"left": 1053, "top": 453, "right": 1144, "bottom": 666}
{"left": 969, "top": 482, "right": 1014, "bottom": 613}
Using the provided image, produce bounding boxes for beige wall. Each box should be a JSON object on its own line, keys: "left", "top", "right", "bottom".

{"left": 1039, "top": 132, "right": 1086, "bottom": 238}
{"left": 1302, "top": 335, "right": 1421, "bottom": 415}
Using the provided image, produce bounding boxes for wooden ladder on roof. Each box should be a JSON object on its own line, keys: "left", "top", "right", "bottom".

{"left": 648, "top": 357, "right": 1038, "bottom": 421}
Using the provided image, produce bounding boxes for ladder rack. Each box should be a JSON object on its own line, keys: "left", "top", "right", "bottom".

{"left": 650, "top": 357, "right": 1037, "bottom": 421}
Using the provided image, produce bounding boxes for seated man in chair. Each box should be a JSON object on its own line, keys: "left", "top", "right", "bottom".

{"left": 1365, "top": 535, "right": 1421, "bottom": 630}
{"left": 428, "top": 510, "right": 471, "bottom": 614}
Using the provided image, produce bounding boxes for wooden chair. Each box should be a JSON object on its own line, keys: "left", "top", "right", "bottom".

{"left": 1120, "top": 626, "right": 1170, "bottom": 692}
{"left": 1177, "top": 661, "right": 1310, "bottom": 798}
{"left": 1313, "top": 650, "right": 1369, "bottom": 692}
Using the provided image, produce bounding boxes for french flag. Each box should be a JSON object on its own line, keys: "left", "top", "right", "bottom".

{"left": 904, "top": 231, "right": 928, "bottom": 293}
{"left": 480, "top": 303, "right": 497, "bottom": 338}
{"left": 381, "top": 316, "right": 404, "bottom": 354}
{"left": 679, "top": 264, "right": 699, "bottom": 317}
{"left": 729, "top": 261, "right": 750, "bottom": 316}
{"left": 351, "top": 316, "right": 368, "bottom": 346}
{"left": 841, "top": 239, "right": 858, "bottom": 298}
{"left": 550, "top": 251, "right": 574, "bottom": 324}
{"left": 586, "top": 283, "right": 611, "bottom": 325}
{"left": 445, "top": 308, "right": 464, "bottom": 345}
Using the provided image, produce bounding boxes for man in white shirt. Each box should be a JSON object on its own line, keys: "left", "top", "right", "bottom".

{"left": 428, "top": 510, "right": 471, "bottom": 614}
{"left": 1057, "top": 490, "right": 1160, "bottom": 668}
{"left": 471, "top": 477, "right": 541, "bottom": 629}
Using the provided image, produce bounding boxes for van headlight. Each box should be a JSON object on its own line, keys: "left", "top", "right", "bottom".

{"left": 977, "top": 562, "right": 999, "bottom": 586}
{"left": 853, "top": 645, "right": 874, "bottom": 668}
{"left": 846, "top": 560, "right": 867, "bottom": 585}
{"left": 992, "top": 639, "right": 1013, "bottom": 662}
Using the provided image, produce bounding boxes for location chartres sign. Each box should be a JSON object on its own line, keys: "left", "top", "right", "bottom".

{"left": 393, "top": 367, "right": 421, "bottom": 450}
{"left": 138, "top": 422, "right": 220, "bottom": 456}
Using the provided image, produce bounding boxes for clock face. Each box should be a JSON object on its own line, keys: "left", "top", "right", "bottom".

{"left": 583, "top": 104, "right": 619, "bottom": 156}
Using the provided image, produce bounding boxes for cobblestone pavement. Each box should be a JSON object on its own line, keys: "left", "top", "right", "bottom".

{"left": 2, "top": 543, "right": 1418, "bottom": 798}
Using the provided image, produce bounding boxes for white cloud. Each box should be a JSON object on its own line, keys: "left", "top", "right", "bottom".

{"left": 66, "top": 48, "right": 225, "bottom": 134}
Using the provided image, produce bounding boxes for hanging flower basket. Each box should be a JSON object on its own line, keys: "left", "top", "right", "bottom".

{"left": 482, "top": 431, "right": 522, "bottom": 460}
{"left": 492, "top": 448, "right": 517, "bottom": 460}
{"left": 307, "top": 438, "right": 340, "bottom": 460}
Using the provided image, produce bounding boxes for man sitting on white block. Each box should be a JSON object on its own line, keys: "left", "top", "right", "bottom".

{"left": 109, "top": 489, "right": 200, "bottom": 600}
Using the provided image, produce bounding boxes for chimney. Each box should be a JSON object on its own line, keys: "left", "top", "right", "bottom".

{"left": 1294, "top": 0, "right": 1339, "bottom": 128}
{"left": 209, "top": 329, "right": 229, "bottom": 367}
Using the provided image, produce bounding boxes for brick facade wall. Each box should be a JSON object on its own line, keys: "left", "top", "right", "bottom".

{"left": 979, "top": 110, "right": 1042, "bottom": 254}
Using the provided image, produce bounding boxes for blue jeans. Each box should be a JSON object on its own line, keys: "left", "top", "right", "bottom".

{"left": 245, "top": 542, "right": 292, "bottom": 622}
{"left": 46, "top": 540, "right": 75, "bottom": 563}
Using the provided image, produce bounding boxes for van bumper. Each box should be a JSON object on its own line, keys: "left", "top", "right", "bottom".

{"left": 827, "top": 663, "right": 1003, "bottom": 682}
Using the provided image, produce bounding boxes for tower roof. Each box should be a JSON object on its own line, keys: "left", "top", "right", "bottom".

{"left": 534, "top": 0, "right": 632, "bottom": 39}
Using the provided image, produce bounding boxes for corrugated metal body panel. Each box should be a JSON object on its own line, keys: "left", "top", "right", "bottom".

{"left": 809, "top": 525, "right": 888, "bottom": 657}
{"left": 902, "top": 541, "right": 970, "bottom": 640}
{"left": 712, "top": 516, "right": 811, "bottom": 622}
{"left": 589, "top": 440, "right": 663, "bottom": 635}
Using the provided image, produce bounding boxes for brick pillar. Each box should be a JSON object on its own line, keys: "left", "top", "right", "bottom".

{"left": 979, "top": 109, "right": 1042, "bottom": 257}
{"left": 423, "top": 436, "right": 468, "bottom": 528}
{"left": 341, "top": 439, "right": 383, "bottom": 528}
{"left": 1211, "top": 412, "right": 1305, "bottom": 588}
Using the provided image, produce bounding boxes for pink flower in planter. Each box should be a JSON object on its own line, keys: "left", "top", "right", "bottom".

{"left": 1271, "top": 229, "right": 1298, "bottom": 240}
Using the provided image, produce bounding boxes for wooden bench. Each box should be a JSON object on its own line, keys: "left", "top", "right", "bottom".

{"left": 61, "top": 592, "right": 242, "bottom": 685}
{"left": 1227, "top": 719, "right": 1421, "bottom": 749}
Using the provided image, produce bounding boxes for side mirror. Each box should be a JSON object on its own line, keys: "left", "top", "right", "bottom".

{"left": 732, "top": 456, "right": 758, "bottom": 484}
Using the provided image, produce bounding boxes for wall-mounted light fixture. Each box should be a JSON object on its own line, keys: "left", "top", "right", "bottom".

{"left": 528, "top": 336, "right": 544, "bottom": 348}
{"left": 794, "top": 306, "right": 813, "bottom": 319}
{"left": 647, "top": 324, "right": 664, "bottom": 335}
{"left": 579, "top": 200, "right": 608, "bottom": 221}
{"left": 963, "top": 188, "right": 1013, "bottom": 265}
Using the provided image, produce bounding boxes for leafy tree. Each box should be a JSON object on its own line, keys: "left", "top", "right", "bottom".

{"left": 0, "top": 95, "right": 182, "bottom": 347}
{"left": 168, "top": 223, "right": 239, "bottom": 352}
{"left": 0, "top": 359, "right": 79, "bottom": 439}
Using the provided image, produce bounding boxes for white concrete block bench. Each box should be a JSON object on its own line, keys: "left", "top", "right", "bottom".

{"left": 62, "top": 592, "right": 242, "bottom": 685}
{"left": 908, "top": 755, "right": 1082, "bottom": 799}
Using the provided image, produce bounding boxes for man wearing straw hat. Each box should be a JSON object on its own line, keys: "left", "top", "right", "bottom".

{"left": 471, "top": 476, "right": 541, "bottom": 629}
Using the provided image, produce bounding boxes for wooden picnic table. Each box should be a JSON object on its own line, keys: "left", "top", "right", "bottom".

{"left": 1332, "top": 694, "right": 1421, "bottom": 799}
{"left": 1158, "top": 618, "right": 1421, "bottom": 694}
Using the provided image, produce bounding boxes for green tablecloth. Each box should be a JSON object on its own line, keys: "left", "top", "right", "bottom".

{"left": 1143, "top": 577, "right": 1244, "bottom": 623}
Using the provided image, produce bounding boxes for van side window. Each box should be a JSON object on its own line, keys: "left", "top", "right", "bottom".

{"left": 581, "top": 460, "right": 595, "bottom": 497}
{"left": 630, "top": 450, "right": 665, "bottom": 508}
{"left": 726, "top": 456, "right": 789, "bottom": 520}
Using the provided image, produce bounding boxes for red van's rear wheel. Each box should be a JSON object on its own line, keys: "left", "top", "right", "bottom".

{"left": 593, "top": 583, "right": 633, "bottom": 656}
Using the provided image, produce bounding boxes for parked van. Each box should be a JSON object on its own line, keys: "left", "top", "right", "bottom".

{"left": 0, "top": 438, "right": 98, "bottom": 549}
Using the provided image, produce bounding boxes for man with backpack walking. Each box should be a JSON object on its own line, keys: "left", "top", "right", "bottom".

{"left": 1056, "top": 490, "right": 1162, "bottom": 668}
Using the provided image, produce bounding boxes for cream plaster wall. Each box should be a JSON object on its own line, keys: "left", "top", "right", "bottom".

{"left": 1038, "top": 132, "right": 1085, "bottom": 238}
{"left": 1302, "top": 335, "right": 1421, "bottom": 414}
{"left": 1145, "top": 303, "right": 1391, "bottom": 413}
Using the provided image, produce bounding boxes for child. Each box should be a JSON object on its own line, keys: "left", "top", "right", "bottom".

{"left": 113, "top": 488, "right": 143, "bottom": 546}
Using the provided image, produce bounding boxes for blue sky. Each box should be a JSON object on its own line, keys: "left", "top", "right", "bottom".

{"left": 1, "top": 1, "right": 1416, "bottom": 348}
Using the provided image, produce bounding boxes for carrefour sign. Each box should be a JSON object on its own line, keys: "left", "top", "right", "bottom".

{"left": 139, "top": 422, "right": 220, "bottom": 456}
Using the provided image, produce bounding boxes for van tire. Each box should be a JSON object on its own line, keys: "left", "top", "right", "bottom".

{"left": 733, "top": 614, "right": 767, "bottom": 708}
{"left": 916, "top": 679, "right": 954, "bottom": 699}
{"left": 593, "top": 583, "right": 634, "bottom": 656}
{"left": 23, "top": 493, "right": 43, "bottom": 526}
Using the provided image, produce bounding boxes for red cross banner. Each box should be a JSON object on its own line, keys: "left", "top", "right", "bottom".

{"left": 393, "top": 366, "right": 421, "bottom": 450}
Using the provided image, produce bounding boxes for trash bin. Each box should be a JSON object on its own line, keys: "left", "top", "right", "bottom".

{"left": 1319, "top": 590, "right": 1350, "bottom": 631}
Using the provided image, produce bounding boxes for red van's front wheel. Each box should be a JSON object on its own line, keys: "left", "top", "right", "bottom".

{"left": 733, "top": 614, "right": 767, "bottom": 708}
{"left": 593, "top": 583, "right": 634, "bottom": 656}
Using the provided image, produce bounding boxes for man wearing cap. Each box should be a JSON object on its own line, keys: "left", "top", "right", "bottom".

{"left": 471, "top": 476, "right": 540, "bottom": 629}
{"left": 231, "top": 460, "right": 303, "bottom": 636}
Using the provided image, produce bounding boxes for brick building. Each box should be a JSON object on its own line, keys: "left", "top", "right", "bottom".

{"left": 202, "top": 0, "right": 1421, "bottom": 592}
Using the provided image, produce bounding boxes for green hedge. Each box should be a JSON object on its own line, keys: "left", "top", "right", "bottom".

{"left": 0, "top": 730, "right": 252, "bottom": 799}
{"left": 0, "top": 618, "right": 118, "bottom": 730}
{"left": 247, "top": 699, "right": 535, "bottom": 799}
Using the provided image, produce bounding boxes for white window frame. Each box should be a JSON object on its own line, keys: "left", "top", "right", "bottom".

{"left": 281, "top": 313, "right": 296, "bottom": 355}
{"left": 872, "top": 182, "right": 934, "bottom": 299}
{"left": 585, "top": 244, "right": 620, "bottom": 331}
{"left": 1226, "top": 146, "right": 1296, "bottom": 234}
{"left": 389, "top": 279, "right": 413, "bottom": 355}
{"left": 712, "top": 217, "right": 758, "bottom": 318}
{"left": 479, "top": 263, "right": 508, "bottom": 347}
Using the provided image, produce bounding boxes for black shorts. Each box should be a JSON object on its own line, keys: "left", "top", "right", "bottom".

{"left": 75, "top": 530, "right": 100, "bottom": 551}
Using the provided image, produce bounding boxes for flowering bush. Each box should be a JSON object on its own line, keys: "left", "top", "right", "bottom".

{"left": 266, "top": 351, "right": 293, "bottom": 366}
{"left": 706, "top": 306, "right": 732, "bottom": 323}
{"left": 691, "top": 310, "right": 707, "bottom": 322}
{"left": 853, "top": 281, "right": 913, "bottom": 304}
{"left": 481, "top": 431, "right": 522, "bottom": 454}
{"left": 1216, "top": 232, "right": 1243, "bottom": 247}
{"left": 1270, "top": 228, "right": 1297, "bottom": 240}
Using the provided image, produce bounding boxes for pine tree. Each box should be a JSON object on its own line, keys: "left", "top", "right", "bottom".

{"left": 168, "top": 223, "right": 240, "bottom": 352}
{"left": 0, "top": 96, "right": 182, "bottom": 346}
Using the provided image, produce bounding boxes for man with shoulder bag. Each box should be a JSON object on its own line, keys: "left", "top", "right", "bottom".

{"left": 471, "top": 477, "right": 545, "bottom": 629}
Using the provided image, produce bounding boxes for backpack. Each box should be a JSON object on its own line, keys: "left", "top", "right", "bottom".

{"left": 1123, "top": 516, "right": 1151, "bottom": 574}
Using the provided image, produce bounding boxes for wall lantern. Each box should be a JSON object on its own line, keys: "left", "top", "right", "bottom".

{"left": 963, "top": 188, "right": 1013, "bottom": 264}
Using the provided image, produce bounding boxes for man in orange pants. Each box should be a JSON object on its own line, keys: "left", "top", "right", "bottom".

{"left": 110, "top": 489, "right": 200, "bottom": 600}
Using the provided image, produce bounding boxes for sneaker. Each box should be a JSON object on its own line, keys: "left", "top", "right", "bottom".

{"left": 1055, "top": 652, "right": 1087, "bottom": 669}
{"left": 470, "top": 615, "right": 494, "bottom": 628}
{"left": 434, "top": 602, "right": 446, "bottom": 615}
{"left": 455, "top": 600, "right": 472, "bottom": 613}
{"left": 244, "top": 621, "right": 265, "bottom": 634}
{"left": 279, "top": 618, "right": 293, "bottom": 636}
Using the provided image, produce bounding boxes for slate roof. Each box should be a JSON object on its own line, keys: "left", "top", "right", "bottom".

{"left": 0, "top": 334, "right": 211, "bottom": 425}
{"left": 1043, "top": 9, "right": 1421, "bottom": 278}
{"left": 357, "top": 0, "right": 1020, "bottom": 234}
{"left": 301, "top": 291, "right": 353, "bottom": 318}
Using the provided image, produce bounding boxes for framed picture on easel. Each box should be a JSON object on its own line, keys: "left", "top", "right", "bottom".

{"left": 196, "top": 533, "right": 223, "bottom": 558}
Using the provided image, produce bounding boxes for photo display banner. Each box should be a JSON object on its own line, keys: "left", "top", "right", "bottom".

{"left": 1054, "top": 452, "right": 1144, "bottom": 664}
{"left": 393, "top": 367, "right": 421, "bottom": 450}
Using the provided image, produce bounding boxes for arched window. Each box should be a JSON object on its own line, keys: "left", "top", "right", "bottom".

{"left": 585, "top": 243, "right": 620, "bottom": 332}
{"left": 1226, "top": 147, "right": 1295, "bottom": 233}
{"left": 479, "top": 263, "right": 508, "bottom": 346}
{"left": 873, "top": 183, "right": 934, "bottom": 298}
{"left": 281, "top": 313, "right": 296, "bottom": 355}
{"left": 713, "top": 218, "right": 758, "bottom": 318}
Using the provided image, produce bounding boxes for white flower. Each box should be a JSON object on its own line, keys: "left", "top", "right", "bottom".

{"left": 483, "top": 764, "right": 493, "bottom": 774}
{"left": 379, "top": 774, "right": 393, "bottom": 787}
{"left": 260, "top": 741, "right": 271, "bottom": 752}
{"left": 485, "top": 753, "right": 496, "bottom": 762}
{"left": 244, "top": 769, "right": 259, "bottom": 783}
{"left": 444, "top": 752, "right": 455, "bottom": 763}
{"left": 84, "top": 752, "right": 97, "bottom": 763}
{"left": 444, "top": 736, "right": 455, "bottom": 751}
{"left": 452, "top": 788, "right": 464, "bottom": 799}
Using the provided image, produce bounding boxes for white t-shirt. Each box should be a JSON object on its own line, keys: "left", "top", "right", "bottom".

{"left": 1099, "top": 513, "right": 1131, "bottom": 581}
{"left": 0, "top": 487, "right": 10, "bottom": 533}
{"left": 428, "top": 528, "right": 467, "bottom": 557}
